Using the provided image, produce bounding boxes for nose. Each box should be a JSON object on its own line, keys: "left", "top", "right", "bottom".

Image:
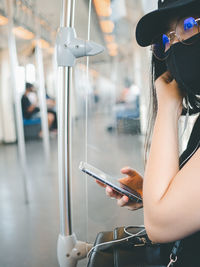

{"left": 171, "top": 35, "right": 179, "bottom": 45}
{"left": 169, "top": 32, "right": 179, "bottom": 45}
{"left": 164, "top": 33, "right": 179, "bottom": 52}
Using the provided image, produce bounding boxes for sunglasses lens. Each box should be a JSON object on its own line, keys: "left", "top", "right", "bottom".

{"left": 152, "top": 34, "right": 169, "bottom": 60}
{"left": 176, "top": 17, "right": 199, "bottom": 43}
{"left": 184, "top": 17, "right": 197, "bottom": 30}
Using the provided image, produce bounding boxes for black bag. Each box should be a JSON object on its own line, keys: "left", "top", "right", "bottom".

{"left": 87, "top": 226, "right": 181, "bottom": 267}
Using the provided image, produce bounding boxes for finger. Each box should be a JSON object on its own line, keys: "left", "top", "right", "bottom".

{"left": 127, "top": 202, "right": 143, "bottom": 211}
{"left": 106, "top": 186, "right": 122, "bottom": 199}
{"left": 117, "top": 195, "right": 129, "bottom": 207}
{"left": 118, "top": 196, "right": 143, "bottom": 210}
{"left": 95, "top": 180, "right": 106, "bottom": 188}
{"left": 120, "top": 166, "right": 137, "bottom": 176}
{"left": 132, "top": 202, "right": 143, "bottom": 210}
{"left": 106, "top": 186, "right": 122, "bottom": 198}
{"left": 119, "top": 172, "right": 143, "bottom": 186}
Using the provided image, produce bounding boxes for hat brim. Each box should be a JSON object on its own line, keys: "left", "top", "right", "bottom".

{"left": 136, "top": 0, "right": 200, "bottom": 47}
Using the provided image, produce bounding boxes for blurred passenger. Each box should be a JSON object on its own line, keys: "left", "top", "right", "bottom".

{"left": 46, "top": 91, "right": 57, "bottom": 132}
{"left": 93, "top": 86, "right": 100, "bottom": 104}
{"left": 46, "top": 93, "right": 56, "bottom": 109}
{"left": 27, "top": 88, "right": 38, "bottom": 106}
{"left": 107, "top": 80, "right": 140, "bottom": 132}
{"left": 21, "top": 83, "right": 57, "bottom": 132}
{"left": 117, "top": 81, "right": 140, "bottom": 111}
{"left": 21, "top": 83, "right": 40, "bottom": 119}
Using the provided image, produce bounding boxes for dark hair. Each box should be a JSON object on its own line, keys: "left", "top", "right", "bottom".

{"left": 144, "top": 55, "right": 200, "bottom": 164}
{"left": 25, "top": 82, "right": 33, "bottom": 90}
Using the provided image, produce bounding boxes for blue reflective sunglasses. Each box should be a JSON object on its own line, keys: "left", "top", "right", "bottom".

{"left": 152, "top": 16, "right": 200, "bottom": 60}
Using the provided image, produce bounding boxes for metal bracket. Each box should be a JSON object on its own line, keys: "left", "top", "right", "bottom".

{"left": 57, "top": 234, "right": 93, "bottom": 267}
{"left": 56, "top": 27, "right": 104, "bottom": 67}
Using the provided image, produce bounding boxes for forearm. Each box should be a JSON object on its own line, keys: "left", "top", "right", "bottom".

{"left": 144, "top": 108, "right": 179, "bottom": 208}
{"left": 27, "top": 104, "right": 37, "bottom": 113}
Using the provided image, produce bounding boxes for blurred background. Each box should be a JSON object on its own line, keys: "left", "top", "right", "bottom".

{"left": 0, "top": 0, "right": 195, "bottom": 266}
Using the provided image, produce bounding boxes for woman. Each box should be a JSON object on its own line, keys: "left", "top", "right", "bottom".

{"left": 98, "top": 0, "right": 200, "bottom": 264}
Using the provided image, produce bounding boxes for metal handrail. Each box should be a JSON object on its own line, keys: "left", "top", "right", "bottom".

{"left": 57, "top": 0, "right": 75, "bottom": 237}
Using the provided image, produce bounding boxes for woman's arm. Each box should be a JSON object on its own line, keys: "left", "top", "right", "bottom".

{"left": 144, "top": 72, "right": 200, "bottom": 243}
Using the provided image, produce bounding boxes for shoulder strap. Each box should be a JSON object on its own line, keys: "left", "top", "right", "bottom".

{"left": 179, "top": 139, "right": 200, "bottom": 169}
{"left": 167, "top": 240, "right": 182, "bottom": 267}
{"left": 179, "top": 114, "right": 200, "bottom": 168}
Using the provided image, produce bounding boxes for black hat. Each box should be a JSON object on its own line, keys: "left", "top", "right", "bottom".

{"left": 136, "top": 0, "right": 200, "bottom": 47}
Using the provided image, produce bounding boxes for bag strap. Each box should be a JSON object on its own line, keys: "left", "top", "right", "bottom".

{"left": 167, "top": 240, "right": 182, "bottom": 267}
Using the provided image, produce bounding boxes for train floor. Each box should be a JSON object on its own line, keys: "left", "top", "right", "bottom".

{"left": 0, "top": 115, "right": 144, "bottom": 267}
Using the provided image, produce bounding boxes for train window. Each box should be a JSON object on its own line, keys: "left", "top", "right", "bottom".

{"left": 71, "top": 0, "right": 146, "bottom": 246}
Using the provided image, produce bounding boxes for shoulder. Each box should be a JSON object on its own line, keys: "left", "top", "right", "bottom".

{"left": 22, "top": 95, "right": 28, "bottom": 101}
{"left": 21, "top": 95, "right": 30, "bottom": 105}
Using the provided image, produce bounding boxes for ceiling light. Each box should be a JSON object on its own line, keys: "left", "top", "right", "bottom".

{"left": 47, "top": 47, "right": 54, "bottom": 54}
{"left": 34, "top": 39, "right": 50, "bottom": 49}
{"left": 13, "top": 26, "right": 35, "bottom": 40}
{"left": 109, "top": 49, "right": 118, "bottom": 57}
{"left": 107, "top": 42, "right": 118, "bottom": 50}
{"left": 104, "top": 34, "right": 115, "bottom": 43}
{"left": 100, "top": 20, "right": 114, "bottom": 33}
{"left": 93, "top": 0, "right": 112, "bottom": 17}
{"left": 0, "top": 14, "right": 8, "bottom": 26}
{"left": 38, "top": 39, "right": 50, "bottom": 49}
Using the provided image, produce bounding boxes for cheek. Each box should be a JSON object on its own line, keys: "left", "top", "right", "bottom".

{"left": 165, "top": 39, "right": 180, "bottom": 52}
{"left": 165, "top": 42, "right": 170, "bottom": 52}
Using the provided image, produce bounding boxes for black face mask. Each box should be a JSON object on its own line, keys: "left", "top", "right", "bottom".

{"left": 166, "top": 33, "right": 200, "bottom": 95}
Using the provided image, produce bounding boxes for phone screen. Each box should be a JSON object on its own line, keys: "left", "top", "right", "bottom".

{"left": 79, "top": 161, "right": 142, "bottom": 203}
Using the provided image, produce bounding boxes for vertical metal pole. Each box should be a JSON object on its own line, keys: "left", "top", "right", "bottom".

{"left": 57, "top": 1, "right": 97, "bottom": 265}
{"left": 35, "top": 43, "right": 50, "bottom": 160}
{"left": 6, "top": 0, "right": 29, "bottom": 204}
{"left": 58, "top": 0, "right": 75, "bottom": 236}
{"left": 34, "top": 2, "right": 50, "bottom": 161}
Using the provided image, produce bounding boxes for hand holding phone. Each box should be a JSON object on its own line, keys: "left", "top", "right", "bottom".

{"left": 79, "top": 161, "right": 143, "bottom": 203}
{"left": 109, "top": 167, "right": 143, "bottom": 210}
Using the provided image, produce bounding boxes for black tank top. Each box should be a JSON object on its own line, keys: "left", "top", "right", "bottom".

{"left": 176, "top": 114, "right": 200, "bottom": 266}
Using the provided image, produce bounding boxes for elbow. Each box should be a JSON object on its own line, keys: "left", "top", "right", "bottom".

{"left": 145, "top": 225, "right": 175, "bottom": 244}
{"left": 143, "top": 200, "right": 177, "bottom": 243}
{"left": 143, "top": 206, "right": 164, "bottom": 243}
{"left": 145, "top": 224, "right": 162, "bottom": 243}
{"left": 143, "top": 201, "right": 172, "bottom": 243}
{"left": 144, "top": 217, "right": 172, "bottom": 244}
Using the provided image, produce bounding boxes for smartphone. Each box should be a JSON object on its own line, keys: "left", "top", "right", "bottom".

{"left": 79, "top": 161, "right": 142, "bottom": 203}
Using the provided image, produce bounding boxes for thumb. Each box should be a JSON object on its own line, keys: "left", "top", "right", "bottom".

{"left": 120, "top": 166, "right": 137, "bottom": 176}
